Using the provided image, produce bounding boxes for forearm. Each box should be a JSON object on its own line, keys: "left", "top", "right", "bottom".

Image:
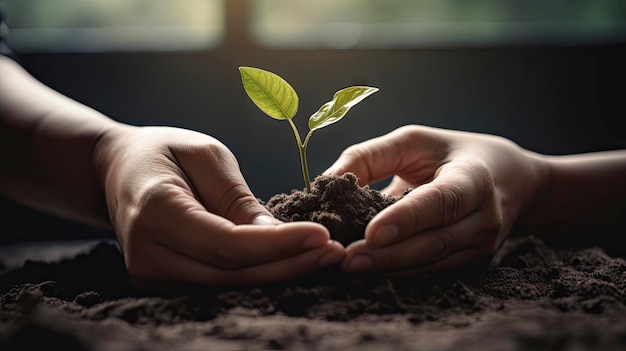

{"left": 514, "top": 150, "right": 626, "bottom": 237}
{"left": 0, "top": 56, "right": 120, "bottom": 227}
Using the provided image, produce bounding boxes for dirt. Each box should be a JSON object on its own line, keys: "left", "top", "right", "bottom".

{"left": 265, "top": 173, "right": 399, "bottom": 246}
{"left": 1, "top": 174, "right": 625, "bottom": 350}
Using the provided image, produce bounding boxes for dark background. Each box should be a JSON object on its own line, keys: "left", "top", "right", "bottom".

{"left": 1, "top": 1, "right": 625, "bottom": 243}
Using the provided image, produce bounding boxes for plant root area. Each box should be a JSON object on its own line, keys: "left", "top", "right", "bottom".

{"left": 1, "top": 174, "right": 625, "bottom": 350}
{"left": 265, "top": 173, "right": 399, "bottom": 246}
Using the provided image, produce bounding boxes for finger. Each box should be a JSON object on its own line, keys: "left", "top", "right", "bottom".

{"left": 171, "top": 138, "right": 272, "bottom": 225}
{"left": 136, "top": 183, "right": 338, "bottom": 269}
{"left": 365, "top": 160, "right": 494, "bottom": 248}
{"left": 323, "top": 126, "right": 444, "bottom": 187}
{"left": 127, "top": 238, "right": 345, "bottom": 286}
{"left": 323, "top": 135, "right": 396, "bottom": 186}
{"left": 341, "top": 208, "right": 494, "bottom": 274}
{"left": 251, "top": 214, "right": 282, "bottom": 225}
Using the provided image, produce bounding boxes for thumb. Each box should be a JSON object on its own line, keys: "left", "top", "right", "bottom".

{"left": 171, "top": 138, "right": 273, "bottom": 225}
{"left": 324, "top": 132, "right": 405, "bottom": 186}
{"left": 365, "top": 160, "right": 494, "bottom": 248}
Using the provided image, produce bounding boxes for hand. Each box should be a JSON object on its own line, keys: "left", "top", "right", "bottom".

{"left": 94, "top": 125, "right": 344, "bottom": 287}
{"left": 324, "top": 125, "right": 547, "bottom": 277}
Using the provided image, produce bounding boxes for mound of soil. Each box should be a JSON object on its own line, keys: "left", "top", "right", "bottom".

{"left": 1, "top": 174, "right": 625, "bottom": 350}
{"left": 265, "top": 173, "right": 399, "bottom": 246}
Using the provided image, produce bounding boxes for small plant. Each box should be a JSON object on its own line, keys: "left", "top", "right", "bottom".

{"left": 239, "top": 66, "right": 378, "bottom": 192}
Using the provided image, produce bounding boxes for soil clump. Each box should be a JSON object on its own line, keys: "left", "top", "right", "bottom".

{"left": 265, "top": 173, "right": 399, "bottom": 246}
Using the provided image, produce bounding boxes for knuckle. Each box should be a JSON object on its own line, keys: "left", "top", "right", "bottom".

{"left": 464, "top": 161, "right": 494, "bottom": 194}
{"left": 438, "top": 187, "right": 461, "bottom": 225}
{"left": 177, "top": 137, "right": 236, "bottom": 166}
{"left": 431, "top": 228, "right": 455, "bottom": 259}
{"left": 172, "top": 134, "right": 230, "bottom": 158}
{"left": 116, "top": 182, "right": 166, "bottom": 235}
{"left": 394, "top": 125, "right": 422, "bottom": 139}
{"left": 131, "top": 180, "right": 181, "bottom": 224}
{"left": 344, "top": 144, "right": 369, "bottom": 163}
{"left": 203, "top": 142, "right": 238, "bottom": 165}
{"left": 218, "top": 183, "right": 263, "bottom": 223}
{"left": 341, "top": 143, "right": 361, "bottom": 157}
{"left": 211, "top": 247, "right": 242, "bottom": 270}
{"left": 425, "top": 185, "right": 461, "bottom": 226}
{"left": 340, "top": 144, "right": 368, "bottom": 164}
{"left": 338, "top": 144, "right": 373, "bottom": 181}
{"left": 136, "top": 178, "right": 179, "bottom": 209}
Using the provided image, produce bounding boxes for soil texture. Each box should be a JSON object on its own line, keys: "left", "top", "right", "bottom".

{"left": 1, "top": 174, "right": 625, "bottom": 350}
{"left": 265, "top": 173, "right": 399, "bottom": 246}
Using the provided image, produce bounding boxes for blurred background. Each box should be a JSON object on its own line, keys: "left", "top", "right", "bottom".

{"left": 1, "top": 0, "right": 625, "bottom": 243}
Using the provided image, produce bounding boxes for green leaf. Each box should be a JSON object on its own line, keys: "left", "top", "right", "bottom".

{"left": 239, "top": 66, "right": 298, "bottom": 120}
{"left": 308, "top": 86, "right": 378, "bottom": 132}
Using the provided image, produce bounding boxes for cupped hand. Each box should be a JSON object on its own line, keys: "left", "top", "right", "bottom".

{"left": 324, "top": 125, "right": 547, "bottom": 277}
{"left": 94, "top": 125, "right": 344, "bottom": 287}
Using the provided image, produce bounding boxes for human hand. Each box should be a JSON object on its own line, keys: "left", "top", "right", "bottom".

{"left": 324, "top": 125, "right": 547, "bottom": 277}
{"left": 94, "top": 125, "right": 344, "bottom": 288}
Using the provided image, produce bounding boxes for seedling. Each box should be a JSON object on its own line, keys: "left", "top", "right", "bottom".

{"left": 239, "top": 66, "right": 378, "bottom": 192}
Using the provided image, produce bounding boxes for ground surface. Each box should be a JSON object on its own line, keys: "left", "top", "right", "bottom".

{"left": 1, "top": 175, "right": 625, "bottom": 350}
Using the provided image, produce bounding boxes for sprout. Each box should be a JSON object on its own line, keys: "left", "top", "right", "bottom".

{"left": 239, "top": 66, "right": 378, "bottom": 192}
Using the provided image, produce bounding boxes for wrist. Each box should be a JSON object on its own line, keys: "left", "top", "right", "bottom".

{"left": 510, "top": 150, "right": 552, "bottom": 236}
{"left": 91, "top": 123, "right": 137, "bottom": 222}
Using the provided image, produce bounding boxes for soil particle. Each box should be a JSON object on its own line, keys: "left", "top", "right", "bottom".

{"left": 265, "top": 173, "right": 399, "bottom": 246}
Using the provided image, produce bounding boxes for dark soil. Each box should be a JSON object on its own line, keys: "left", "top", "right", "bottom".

{"left": 265, "top": 173, "right": 399, "bottom": 246}
{"left": 1, "top": 174, "right": 625, "bottom": 350}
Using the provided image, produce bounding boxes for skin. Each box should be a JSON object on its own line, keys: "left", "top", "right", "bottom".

{"left": 0, "top": 56, "right": 345, "bottom": 288}
{"left": 325, "top": 125, "right": 626, "bottom": 277}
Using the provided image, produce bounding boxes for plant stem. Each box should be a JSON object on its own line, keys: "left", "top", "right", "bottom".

{"left": 288, "top": 118, "right": 312, "bottom": 192}
{"left": 299, "top": 144, "right": 311, "bottom": 193}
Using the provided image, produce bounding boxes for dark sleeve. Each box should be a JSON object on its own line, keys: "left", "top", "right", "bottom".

{"left": 0, "top": 3, "right": 14, "bottom": 56}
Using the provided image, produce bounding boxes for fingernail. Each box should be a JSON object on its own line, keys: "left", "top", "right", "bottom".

{"left": 372, "top": 224, "right": 399, "bottom": 248}
{"left": 319, "top": 249, "right": 344, "bottom": 268}
{"left": 347, "top": 255, "right": 374, "bottom": 272}
{"left": 303, "top": 235, "right": 326, "bottom": 250}
{"left": 252, "top": 214, "right": 280, "bottom": 225}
